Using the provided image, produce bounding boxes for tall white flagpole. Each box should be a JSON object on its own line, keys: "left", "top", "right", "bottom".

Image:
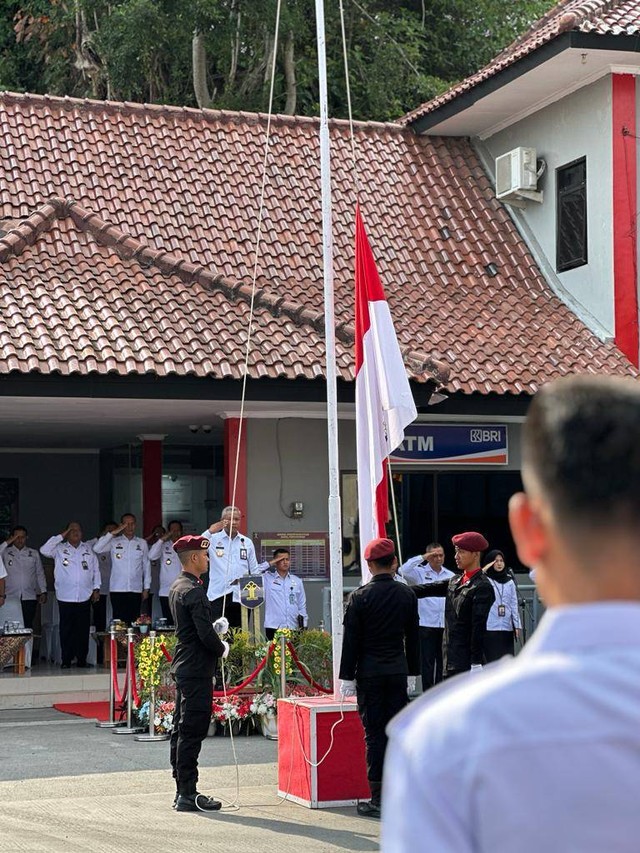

{"left": 315, "top": 0, "right": 344, "bottom": 697}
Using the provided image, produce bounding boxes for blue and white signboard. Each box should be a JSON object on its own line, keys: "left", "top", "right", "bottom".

{"left": 389, "top": 424, "right": 508, "bottom": 465}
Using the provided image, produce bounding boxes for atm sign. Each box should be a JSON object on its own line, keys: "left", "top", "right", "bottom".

{"left": 390, "top": 424, "right": 508, "bottom": 465}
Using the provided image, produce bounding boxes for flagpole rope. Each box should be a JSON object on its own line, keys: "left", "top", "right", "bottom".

{"left": 387, "top": 457, "right": 403, "bottom": 566}
{"left": 338, "top": 0, "right": 360, "bottom": 197}
{"left": 340, "top": 0, "right": 405, "bottom": 567}
{"left": 210, "top": 0, "right": 283, "bottom": 813}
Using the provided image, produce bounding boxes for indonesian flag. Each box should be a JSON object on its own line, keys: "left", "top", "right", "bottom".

{"left": 355, "top": 205, "right": 417, "bottom": 582}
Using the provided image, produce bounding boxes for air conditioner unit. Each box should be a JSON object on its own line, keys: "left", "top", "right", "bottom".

{"left": 495, "top": 147, "right": 543, "bottom": 205}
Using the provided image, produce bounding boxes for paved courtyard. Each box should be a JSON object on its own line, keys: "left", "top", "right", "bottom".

{"left": 0, "top": 708, "right": 380, "bottom": 853}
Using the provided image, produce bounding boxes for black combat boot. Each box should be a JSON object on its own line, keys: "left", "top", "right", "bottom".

{"left": 175, "top": 791, "right": 222, "bottom": 812}
{"left": 357, "top": 781, "right": 381, "bottom": 818}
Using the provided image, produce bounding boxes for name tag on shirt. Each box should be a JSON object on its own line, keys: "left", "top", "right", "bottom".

{"left": 498, "top": 604, "right": 506, "bottom": 617}
{"left": 240, "top": 548, "right": 247, "bottom": 561}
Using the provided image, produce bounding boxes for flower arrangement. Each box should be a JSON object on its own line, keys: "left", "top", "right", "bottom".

{"left": 250, "top": 692, "right": 277, "bottom": 717}
{"left": 136, "top": 633, "right": 168, "bottom": 689}
{"left": 137, "top": 699, "right": 175, "bottom": 733}
{"left": 211, "top": 694, "right": 253, "bottom": 724}
{"left": 133, "top": 614, "right": 152, "bottom": 626}
{"left": 271, "top": 628, "right": 294, "bottom": 679}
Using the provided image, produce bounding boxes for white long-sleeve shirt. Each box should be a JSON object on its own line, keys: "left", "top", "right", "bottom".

{"left": 256, "top": 565, "right": 308, "bottom": 630}
{"left": 0, "top": 541, "right": 46, "bottom": 600}
{"left": 201, "top": 529, "right": 258, "bottom": 601}
{"left": 92, "top": 533, "right": 151, "bottom": 593}
{"left": 382, "top": 602, "right": 640, "bottom": 853}
{"left": 399, "top": 556, "right": 454, "bottom": 627}
{"left": 148, "top": 539, "right": 182, "bottom": 596}
{"left": 0, "top": 555, "right": 6, "bottom": 580}
{"left": 486, "top": 576, "right": 521, "bottom": 631}
{"left": 40, "top": 535, "right": 101, "bottom": 603}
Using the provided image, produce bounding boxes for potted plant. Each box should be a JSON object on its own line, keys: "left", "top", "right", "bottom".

{"left": 137, "top": 699, "right": 175, "bottom": 734}
{"left": 250, "top": 691, "right": 278, "bottom": 739}
{"left": 133, "top": 614, "right": 152, "bottom": 634}
{"left": 212, "top": 695, "right": 246, "bottom": 736}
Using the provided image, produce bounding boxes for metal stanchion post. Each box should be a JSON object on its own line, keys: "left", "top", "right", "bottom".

{"left": 280, "top": 634, "right": 287, "bottom": 699}
{"left": 135, "top": 631, "right": 170, "bottom": 742}
{"left": 97, "top": 625, "right": 125, "bottom": 728}
{"left": 114, "top": 627, "right": 143, "bottom": 735}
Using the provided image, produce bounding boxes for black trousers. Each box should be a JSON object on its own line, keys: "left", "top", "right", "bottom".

{"left": 419, "top": 626, "right": 445, "bottom": 690}
{"left": 356, "top": 674, "right": 408, "bottom": 803}
{"left": 169, "top": 676, "right": 213, "bottom": 795}
{"left": 159, "top": 596, "right": 172, "bottom": 622}
{"left": 21, "top": 598, "right": 38, "bottom": 629}
{"left": 58, "top": 599, "right": 91, "bottom": 666}
{"left": 209, "top": 594, "right": 241, "bottom": 628}
{"left": 141, "top": 593, "right": 153, "bottom": 618}
{"left": 110, "top": 592, "right": 143, "bottom": 626}
{"left": 484, "top": 630, "right": 515, "bottom": 662}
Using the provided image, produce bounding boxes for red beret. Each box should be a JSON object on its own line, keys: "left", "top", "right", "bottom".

{"left": 364, "top": 537, "right": 396, "bottom": 561}
{"left": 452, "top": 531, "right": 489, "bottom": 552}
{"left": 173, "top": 535, "right": 209, "bottom": 554}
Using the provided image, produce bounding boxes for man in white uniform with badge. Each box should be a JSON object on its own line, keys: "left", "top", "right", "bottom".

{"left": 383, "top": 375, "right": 640, "bottom": 853}
{"left": 41, "top": 522, "right": 101, "bottom": 668}
{"left": 0, "top": 526, "right": 47, "bottom": 628}
{"left": 257, "top": 548, "right": 308, "bottom": 638}
{"left": 399, "top": 542, "right": 454, "bottom": 690}
{"left": 202, "top": 506, "right": 258, "bottom": 628}
{"left": 149, "top": 520, "right": 183, "bottom": 622}
{"left": 93, "top": 513, "right": 151, "bottom": 627}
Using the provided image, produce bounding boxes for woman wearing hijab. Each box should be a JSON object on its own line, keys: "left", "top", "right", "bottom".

{"left": 482, "top": 549, "right": 521, "bottom": 662}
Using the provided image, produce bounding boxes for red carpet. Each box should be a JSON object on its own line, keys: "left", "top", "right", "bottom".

{"left": 53, "top": 701, "right": 111, "bottom": 722}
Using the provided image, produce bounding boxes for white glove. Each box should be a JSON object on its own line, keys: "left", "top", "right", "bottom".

{"left": 220, "top": 640, "right": 230, "bottom": 659}
{"left": 407, "top": 676, "right": 417, "bottom": 695}
{"left": 470, "top": 664, "right": 483, "bottom": 672}
{"left": 339, "top": 679, "right": 357, "bottom": 699}
{"left": 213, "top": 616, "right": 229, "bottom": 636}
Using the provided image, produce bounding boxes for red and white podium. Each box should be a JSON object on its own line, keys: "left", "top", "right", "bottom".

{"left": 277, "top": 696, "right": 370, "bottom": 808}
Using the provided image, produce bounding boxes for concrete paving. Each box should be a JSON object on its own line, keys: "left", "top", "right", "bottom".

{"left": 0, "top": 709, "right": 381, "bottom": 853}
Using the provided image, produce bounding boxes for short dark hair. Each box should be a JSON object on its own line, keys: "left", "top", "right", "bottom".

{"left": 121, "top": 513, "right": 136, "bottom": 523}
{"left": 426, "top": 542, "right": 443, "bottom": 552}
{"left": 523, "top": 376, "right": 640, "bottom": 531}
{"left": 11, "top": 525, "right": 27, "bottom": 535}
{"left": 168, "top": 519, "right": 183, "bottom": 530}
{"left": 372, "top": 553, "right": 396, "bottom": 569}
{"left": 273, "top": 547, "right": 290, "bottom": 557}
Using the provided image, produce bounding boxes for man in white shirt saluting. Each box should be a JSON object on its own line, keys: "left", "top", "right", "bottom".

{"left": 149, "top": 519, "right": 184, "bottom": 622}
{"left": 93, "top": 513, "right": 151, "bottom": 627}
{"left": 202, "top": 506, "right": 258, "bottom": 627}
{"left": 41, "top": 523, "right": 101, "bottom": 669}
{"left": 399, "top": 542, "right": 454, "bottom": 690}
{"left": 383, "top": 375, "right": 640, "bottom": 853}
{"left": 257, "top": 548, "right": 308, "bottom": 638}
{"left": 0, "top": 526, "right": 46, "bottom": 629}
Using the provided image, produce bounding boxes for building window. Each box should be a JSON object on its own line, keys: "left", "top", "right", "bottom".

{"left": 556, "top": 157, "right": 587, "bottom": 272}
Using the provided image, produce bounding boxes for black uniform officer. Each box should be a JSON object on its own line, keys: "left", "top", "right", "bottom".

{"left": 168, "top": 535, "right": 229, "bottom": 813}
{"left": 339, "top": 537, "right": 420, "bottom": 819}
{"left": 412, "top": 531, "right": 495, "bottom": 677}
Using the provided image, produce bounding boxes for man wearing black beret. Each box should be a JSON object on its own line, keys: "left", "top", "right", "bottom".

{"left": 168, "top": 535, "right": 230, "bottom": 813}
{"left": 411, "top": 531, "right": 495, "bottom": 677}
{"left": 338, "top": 537, "right": 420, "bottom": 819}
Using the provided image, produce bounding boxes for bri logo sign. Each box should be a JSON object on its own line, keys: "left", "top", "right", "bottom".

{"left": 390, "top": 425, "right": 508, "bottom": 465}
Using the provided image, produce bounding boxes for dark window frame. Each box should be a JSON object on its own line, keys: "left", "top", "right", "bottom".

{"left": 556, "top": 157, "right": 587, "bottom": 272}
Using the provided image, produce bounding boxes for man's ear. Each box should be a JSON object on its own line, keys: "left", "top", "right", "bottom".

{"left": 508, "top": 491, "right": 548, "bottom": 569}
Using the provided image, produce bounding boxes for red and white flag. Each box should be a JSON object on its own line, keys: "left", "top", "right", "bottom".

{"left": 354, "top": 205, "right": 417, "bottom": 582}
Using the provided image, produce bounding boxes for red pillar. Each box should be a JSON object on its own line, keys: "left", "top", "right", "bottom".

{"left": 140, "top": 435, "right": 164, "bottom": 537}
{"left": 612, "top": 73, "right": 639, "bottom": 366}
{"left": 224, "top": 418, "right": 248, "bottom": 522}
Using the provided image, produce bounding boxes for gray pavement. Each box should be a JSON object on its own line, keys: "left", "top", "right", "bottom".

{"left": 0, "top": 709, "right": 381, "bottom": 853}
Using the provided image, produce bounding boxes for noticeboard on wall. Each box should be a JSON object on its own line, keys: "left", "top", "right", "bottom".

{"left": 253, "top": 531, "right": 329, "bottom": 579}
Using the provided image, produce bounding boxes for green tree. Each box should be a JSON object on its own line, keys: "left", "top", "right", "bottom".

{"left": 0, "top": 0, "right": 555, "bottom": 120}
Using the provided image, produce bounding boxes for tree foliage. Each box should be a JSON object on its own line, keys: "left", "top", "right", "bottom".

{"left": 0, "top": 0, "right": 553, "bottom": 120}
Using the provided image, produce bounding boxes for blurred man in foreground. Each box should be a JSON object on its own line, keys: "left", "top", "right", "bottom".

{"left": 383, "top": 376, "right": 640, "bottom": 852}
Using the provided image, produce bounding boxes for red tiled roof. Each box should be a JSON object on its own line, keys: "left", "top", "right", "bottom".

{"left": 401, "top": 0, "right": 640, "bottom": 127}
{"left": 0, "top": 91, "right": 634, "bottom": 394}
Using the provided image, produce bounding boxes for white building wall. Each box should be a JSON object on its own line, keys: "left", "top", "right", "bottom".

{"left": 482, "top": 75, "right": 614, "bottom": 335}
